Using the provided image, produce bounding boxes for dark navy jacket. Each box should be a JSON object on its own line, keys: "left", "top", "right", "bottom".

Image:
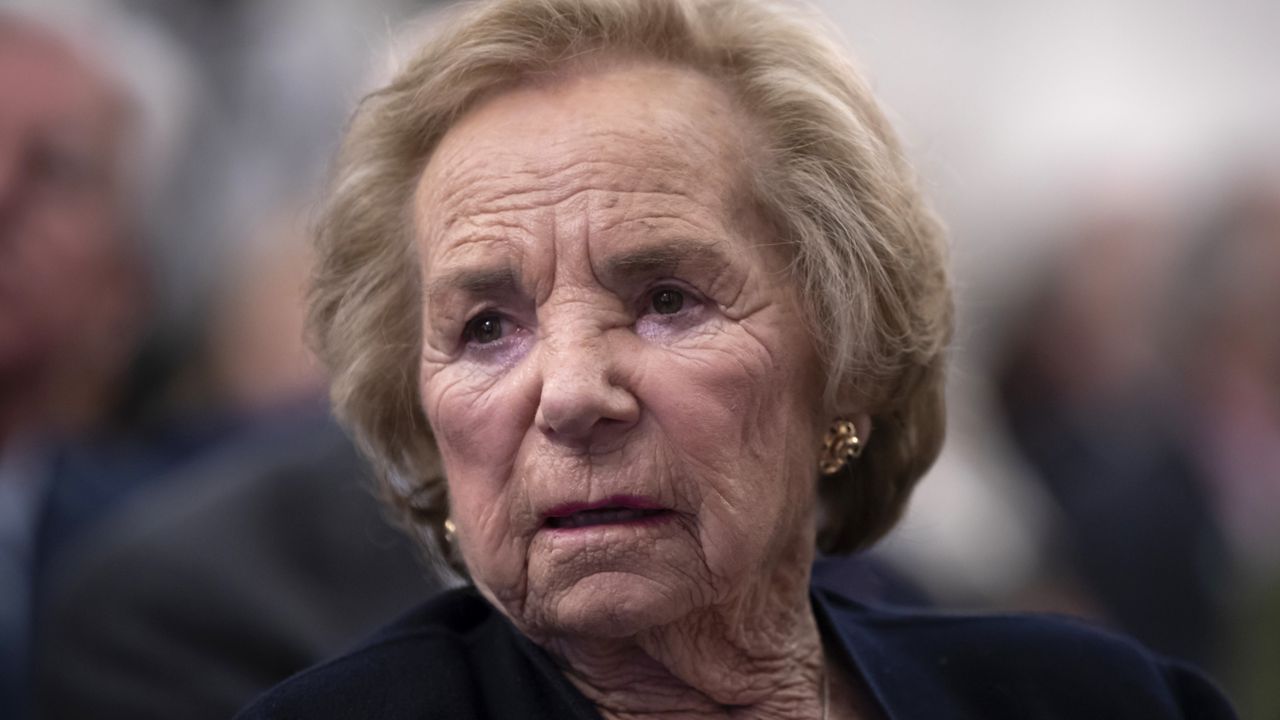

{"left": 237, "top": 585, "right": 1236, "bottom": 719}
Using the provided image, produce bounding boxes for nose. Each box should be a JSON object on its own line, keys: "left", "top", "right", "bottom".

{"left": 534, "top": 330, "right": 639, "bottom": 445}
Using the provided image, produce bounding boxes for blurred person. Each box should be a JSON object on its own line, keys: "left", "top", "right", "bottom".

{"left": 240, "top": 1, "right": 1231, "bottom": 717}
{"left": 0, "top": 18, "right": 143, "bottom": 443}
{"left": 31, "top": 202, "right": 443, "bottom": 719}
{"left": 994, "top": 178, "right": 1231, "bottom": 668}
{"left": 1173, "top": 169, "right": 1280, "bottom": 719}
{"left": 0, "top": 5, "right": 206, "bottom": 716}
{"left": 0, "top": 11, "right": 144, "bottom": 714}
{"left": 1176, "top": 171, "right": 1280, "bottom": 576}
{"left": 31, "top": 410, "right": 442, "bottom": 720}
{"left": 22, "top": 2, "right": 451, "bottom": 715}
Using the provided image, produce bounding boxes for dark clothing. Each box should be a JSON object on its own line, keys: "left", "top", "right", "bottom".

{"left": 33, "top": 415, "right": 440, "bottom": 720}
{"left": 237, "top": 584, "right": 1236, "bottom": 719}
{"left": 3, "top": 417, "right": 239, "bottom": 720}
{"left": 998, "top": 359, "right": 1229, "bottom": 666}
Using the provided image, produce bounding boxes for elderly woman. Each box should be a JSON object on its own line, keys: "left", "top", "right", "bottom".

{"left": 239, "top": 0, "right": 1235, "bottom": 718}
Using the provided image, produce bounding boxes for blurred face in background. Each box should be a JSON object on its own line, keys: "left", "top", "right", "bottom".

{"left": 0, "top": 19, "right": 143, "bottom": 433}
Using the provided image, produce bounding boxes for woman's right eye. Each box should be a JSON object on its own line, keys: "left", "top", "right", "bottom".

{"left": 463, "top": 313, "right": 506, "bottom": 345}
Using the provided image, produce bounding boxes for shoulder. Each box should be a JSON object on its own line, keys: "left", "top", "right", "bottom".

{"left": 815, "top": 588, "right": 1237, "bottom": 719}
{"left": 235, "top": 587, "right": 500, "bottom": 720}
{"left": 35, "top": 417, "right": 437, "bottom": 718}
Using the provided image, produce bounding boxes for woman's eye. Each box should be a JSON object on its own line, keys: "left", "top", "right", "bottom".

{"left": 464, "top": 313, "right": 505, "bottom": 344}
{"left": 649, "top": 288, "right": 685, "bottom": 315}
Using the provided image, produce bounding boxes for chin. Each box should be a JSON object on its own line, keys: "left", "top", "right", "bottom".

{"left": 544, "top": 571, "right": 696, "bottom": 639}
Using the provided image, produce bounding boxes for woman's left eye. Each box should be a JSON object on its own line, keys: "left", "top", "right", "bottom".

{"left": 463, "top": 313, "right": 506, "bottom": 344}
{"left": 647, "top": 287, "right": 685, "bottom": 315}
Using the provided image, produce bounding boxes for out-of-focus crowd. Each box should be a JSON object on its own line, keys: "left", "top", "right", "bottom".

{"left": 1, "top": 1, "right": 1276, "bottom": 719}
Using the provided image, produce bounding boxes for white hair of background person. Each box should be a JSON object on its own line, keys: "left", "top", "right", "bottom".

{"left": 2, "top": 0, "right": 211, "bottom": 331}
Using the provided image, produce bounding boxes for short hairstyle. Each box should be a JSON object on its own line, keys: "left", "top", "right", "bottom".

{"left": 309, "top": 0, "right": 953, "bottom": 572}
{"left": 1, "top": 2, "right": 198, "bottom": 224}
{"left": 1, "top": 2, "right": 210, "bottom": 333}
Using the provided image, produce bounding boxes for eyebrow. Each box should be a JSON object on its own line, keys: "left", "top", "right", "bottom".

{"left": 426, "top": 266, "right": 521, "bottom": 307}
{"left": 599, "top": 240, "right": 729, "bottom": 286}
{"left": 424, "top": 239, "right": 733, "bottom": 307}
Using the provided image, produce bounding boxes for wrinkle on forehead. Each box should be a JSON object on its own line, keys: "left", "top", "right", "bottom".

{"left": 413, "top": 60, "right": 760, "bottom": 240}
{"left": 423, "top": 143, "right": 732, "bottom": 242}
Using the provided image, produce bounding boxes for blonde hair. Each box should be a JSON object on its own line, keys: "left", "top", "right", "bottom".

{"left": 309, "top": 0, "right": 952, "bottom": 571}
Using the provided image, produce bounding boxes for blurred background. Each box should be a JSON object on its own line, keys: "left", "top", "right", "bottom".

{"left": 1, "top": 0, "right": 1276, "bottom": 718}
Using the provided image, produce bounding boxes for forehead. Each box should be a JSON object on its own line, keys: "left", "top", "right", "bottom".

{"left": 413, "top": 62, "right": 758, "bottom": 262}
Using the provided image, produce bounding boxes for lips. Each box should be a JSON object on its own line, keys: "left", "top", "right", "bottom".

{"left": 543, "top": 495, "right": 671, "bottom": 530}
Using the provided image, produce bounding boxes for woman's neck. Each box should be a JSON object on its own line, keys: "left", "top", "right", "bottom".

{"left": 540, "top": 541, "right": 831, "bottom": 719}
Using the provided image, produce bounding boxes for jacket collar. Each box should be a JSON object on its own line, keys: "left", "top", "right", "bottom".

{"left": 812, "top": 585, "right": 965, "bottom": 720}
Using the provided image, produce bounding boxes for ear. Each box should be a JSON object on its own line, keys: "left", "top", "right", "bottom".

{"left": 828, "top": 385, "right": 873, "bottom": 448}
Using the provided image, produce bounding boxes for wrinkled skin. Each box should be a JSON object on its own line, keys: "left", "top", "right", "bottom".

{"left": 416, "top": 62, "right": 868, "bottom": 718}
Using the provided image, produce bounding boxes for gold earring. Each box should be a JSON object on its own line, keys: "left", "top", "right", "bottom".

{"left": 819, "top": 419, "right": 863, "bottom": 475}
{"left": 443, "top": 518, "right": 457, "bottom": 544}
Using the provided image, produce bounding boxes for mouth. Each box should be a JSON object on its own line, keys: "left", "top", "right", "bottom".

{"left": 543, "top": 496, "right": 672, "bottom": 530}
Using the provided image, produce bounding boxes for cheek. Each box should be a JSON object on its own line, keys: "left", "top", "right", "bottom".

{"left": 421, "top": 359, "right": 539, "bottom": 591}
{"left": 639, "top": 321, "right": 820, "bottom": 577}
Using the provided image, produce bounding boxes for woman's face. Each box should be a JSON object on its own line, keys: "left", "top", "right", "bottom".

{"left": 416, "top": 62, "right": 826, "bottom": 640}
